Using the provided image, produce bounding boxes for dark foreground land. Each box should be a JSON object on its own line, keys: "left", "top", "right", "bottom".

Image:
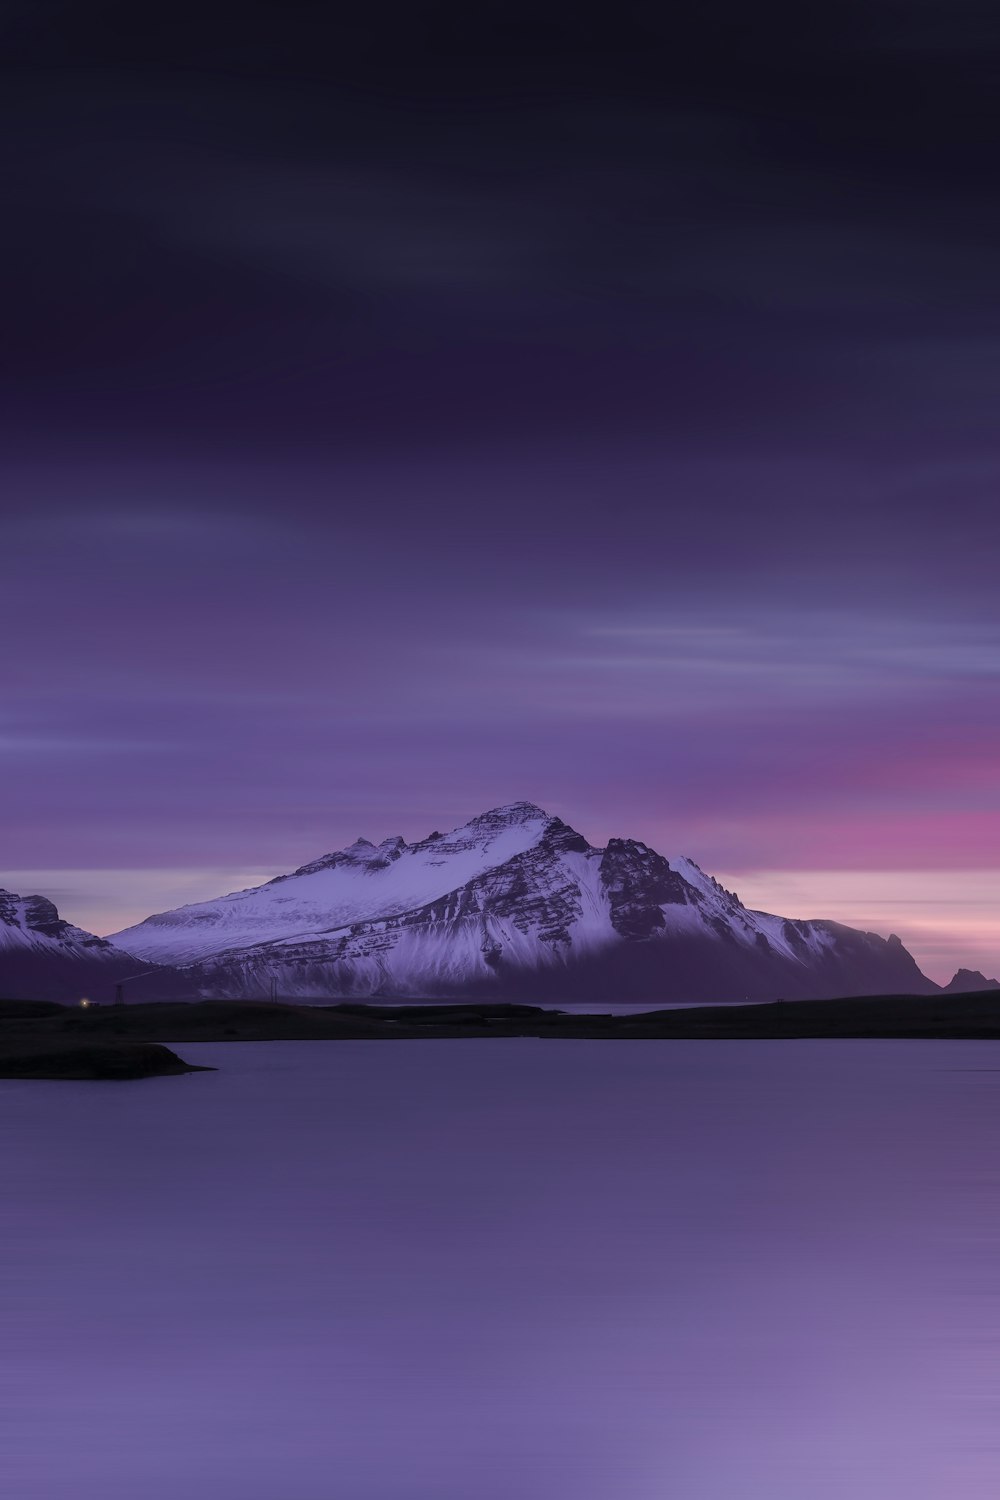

{"left": 0, "top": 1002, "right": 212, "bottom": 1078}
{"left": 3, "top": 990, "right": 1000, "bottom": 1078}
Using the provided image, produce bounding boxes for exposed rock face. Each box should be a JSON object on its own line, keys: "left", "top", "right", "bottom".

{"left": 600, "top": 840, "right": 691, "bottom": 939}
{"left": 291, "top": 835, "right": 408, "bottom": 877}
{"left": 107, "top": 803, "right": 944, "bottom": 1004}
{"left": 0, "top": 892, "right": 110, "bottom": 950}
{"left": 943, "top": 968, "right": 1000, "bottom": 993}
{"left": 9, "top": 805, "right": 956, "bottom": 1006}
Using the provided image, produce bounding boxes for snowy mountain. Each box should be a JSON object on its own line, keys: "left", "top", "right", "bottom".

{"left": 112, "top": 804, "right": 558, "bottom": 966}
{"left": 110, "top": 803, "right": 940, "bottom": 1003}
{"left": 0, "top": 890, "right": 172, "bottom": 1003}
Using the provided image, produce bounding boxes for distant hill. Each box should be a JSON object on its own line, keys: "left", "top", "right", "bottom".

{"left": 943, "top": 968, "right": 1000, "bottom": 994}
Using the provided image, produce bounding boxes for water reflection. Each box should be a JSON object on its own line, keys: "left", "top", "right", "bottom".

{"left": 0, "top": 1040, "right": 998, "bottom": 1498}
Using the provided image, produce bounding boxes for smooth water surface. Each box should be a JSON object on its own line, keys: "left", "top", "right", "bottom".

{"left": 2, "top": 1040, "right": 999, "bottom": 1498}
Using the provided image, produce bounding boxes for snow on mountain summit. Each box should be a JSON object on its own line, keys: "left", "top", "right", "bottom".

{"left": 111, "top": 803, "right": 563, "bottom": 965}
{"left": 106, "top": 803, "right": 940, "bottom": 1003}
{"left": 0, "top": 803, "right": 961, "bottom": 1004}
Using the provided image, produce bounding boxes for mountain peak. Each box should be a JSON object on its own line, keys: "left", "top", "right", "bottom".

{"left": 439, "top": 802, "right": 559, "bottom": 848}
{"left": 943, "top": 968, "right": 1000, "bottom": 993}
{"left": 1, "top": 890, "right": 72, "bottom": 938}
{"left": 101, "top": 803, "right": 941, "bottom": 1002}
{"left": 468, "top": 801, "right": 550, "bottom": 825}
{"left": 109, "top": 801, "right": 567, "bottom": 966}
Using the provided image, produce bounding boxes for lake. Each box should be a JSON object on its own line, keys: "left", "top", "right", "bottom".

{"left": 1, "top": 1040, "right": 999, "bottom": 1498}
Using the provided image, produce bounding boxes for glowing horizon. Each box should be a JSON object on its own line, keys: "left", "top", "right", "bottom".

{"left": 7, "top": 854, "right": 997, "bottom": 988}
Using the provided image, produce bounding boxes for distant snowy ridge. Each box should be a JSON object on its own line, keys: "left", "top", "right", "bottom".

{"left": 107, "top": 802, "right": 941, "bottom": 1004}
{"left": 0, "top": 889, "right": 170, "bottom": 1002}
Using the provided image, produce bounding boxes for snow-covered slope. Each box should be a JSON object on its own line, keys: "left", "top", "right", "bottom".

{"left": 112, "top": 803, "right": 557, "bottom": 964}
{"left": 0, "top": 890, "right": 171, "bottom": 1003}
{"left": 110, "top": 803, "right": 940, "bottom": 1003}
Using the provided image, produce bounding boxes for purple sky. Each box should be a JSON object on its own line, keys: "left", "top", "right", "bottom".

{"left": 2, "top": 4, "right": 1000, "bottom": 979}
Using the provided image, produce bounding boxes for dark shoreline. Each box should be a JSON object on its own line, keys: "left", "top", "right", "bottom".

{"left": 3, "top": 991, "right": 1000, "bottom": 1079}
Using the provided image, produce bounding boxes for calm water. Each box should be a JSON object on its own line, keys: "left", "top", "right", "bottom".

{"left": 2, "top": 1040, "right": 1000, "bottom": 1498}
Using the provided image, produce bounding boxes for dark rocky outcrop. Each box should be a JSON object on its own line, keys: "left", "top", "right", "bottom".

{"left": 600, "top": 839, "right": 691, "bottom": 939}
{"left": 943, "top": 968, "right": 1000, "bottom": 993}
{"left": 0, "top": 1042, "right": 209, "bottom": 1081}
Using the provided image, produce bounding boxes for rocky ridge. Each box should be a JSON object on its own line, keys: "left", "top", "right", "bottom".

{"left": 109, "top": 802, "right": 941, "bottom": 1004}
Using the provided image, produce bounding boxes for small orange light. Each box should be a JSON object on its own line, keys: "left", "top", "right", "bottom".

{"left": 79, "top": 998, "right": 91, "bottom": 1008}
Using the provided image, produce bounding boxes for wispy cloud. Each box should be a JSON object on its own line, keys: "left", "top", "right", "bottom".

{"left": 0, "top": 732, "right": 168, "bottom": 756}
{"left": 424, "top": 605, "right": 1000, "bottom": 721}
